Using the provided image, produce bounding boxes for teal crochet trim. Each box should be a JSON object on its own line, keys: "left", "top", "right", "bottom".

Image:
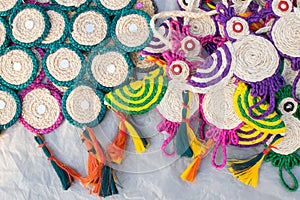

{"left": 39, "top": 6, "right": 69, "bottom": 49}
{"left": 62, "top": 81, "right": 107, "bottom": 128}
{"left": 9, "top": 4, "right": 50, "bottom": 47}
{"left": 42, "top": 43, "right": 85, "bottom": 87}
{"left": 111, "top": 9, "right": 153, "bottom": 52}
{"left": 0, "top": 0, "right": 21, "bottom": 16}
{"left": 94, "top": 0, "right": 136, "bottom": 15}
{"left": 51, "top": 0, "right": 91, "bottom": 11}
{"left": 0, "top": 46, "right": 38, "bottom": 90}
{"left": 0, "top": 17, "right": 10, "bottom": 51}
{"left": 69, "top": 6, "right": 110, "bottom": 51}
{"left": 87, "top": 46, "right": 134, "bottom": 93}
{"left": 0, "top": 85, "right": 21, "bottom": 130}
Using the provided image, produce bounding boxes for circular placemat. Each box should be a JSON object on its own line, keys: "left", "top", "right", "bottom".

{"left": 272, "top": 0, "right": 293, "bottom": 17}
{"left": 19, "top": 84, "right": 63, "bottom": 134}
{"left": 0, "top": 17, "right": 9, "bottom": 51}
{"left": 0, "top": 85, "right": 21, "bottom": 130}
{"left": 233, "top": 35, "right": 279, "bottom": 82}
{"left": 225, "top": 17, "right": 250, "bottom": 41}
{"left": 62, "top": 81, "right": 106, "bottom": 127}
{"left": 157, "top": 80, "right": 198, "bottom": 123}
{"left": 52, "top": 0, "right": 91, "bottom": 10}
{"left": 111, "top": 9, "right": 153, "bottom": 52}
{"left": 87, "top": 46, "right": 133, "bottom": 92}
{"left": 187, "top": 10, "right": 216, "bottom": 37}
{"left": 0, "top": 0, "right": 21, "bottom": 16}
{"left": 9, "top": 4, "right": 50, "bottom": 47}
{"left": 202, "top": 81, "right": 242, "bottom": 129}
{"left": 271, "top": 12, "right": 300, "bottom": 58}
{"left": 43, "top": 44, "right": 84, "bottom": 87}
{"left": 167, "top": 60, "right": 191, "bottom": 81}
{"left": 40, "top": 7, "right": 69, "bottom": 48}
{"left": 0, "top": 46, "right": 38, "bottom": 90}
{"left": 69, "top": 7, "right": 110, "bottom": 51}
{"left": 95, "top": 0, "right": 136, "bottom": 15}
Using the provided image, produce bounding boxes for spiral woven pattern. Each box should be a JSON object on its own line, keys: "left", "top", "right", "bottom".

{"left": 272, "top": 0, "right": 293, "bottom": 17}
{"left": 54, "top": 0, "right": 87, "bottom": 7}
{"left": 135, "top": 0, "right": 156, "bottom": 16}
{"left": 0, "top": 91, "right": 17, "bottom": 126}
{"left": 10, "top": 5, "right": 49, "bottom": 46}
{"left": 188, "top": 12, "right": 216, "bottom": 37}
{"left": 70, "top": 9, "right": 109, "bottom": 49}
{"left": 20, "top": 85, "right": 62, "bottom": 134}
{"left": 41, "top": 9, "right": 67, "bottom": 46}
{"left": 44, "top": 45, "right": 83, "bottom": 86}
{"left": 202, "top": 81, "right": 242, "bottom": 129}
{"left": 271, "top": 12, "right": 300, "bottom": 57}
{"left": 233, "top": 35, "right": 279, "bottom": 82}
{"left": 65, "top": 85, "right": 102, "bottom": 124}
{"left": 0, "top": 0, "right": 19, "bottom": 15}
{"left": 168, "top": 60, "right": 190, "bottom": 81}
{"left": 90, "top": 51, "right": 129, "bottom": 88}
{"left": 157, "top": 80, "right": 198, "bottom": 123}
{"left": 226, "top": 17, "right": 250, "bottom": 40}
{"left": 0, "top": 47, "right": 37, "bottom": 89}
{"left": 98, "top": 0, "right": 132, "bottom": 11}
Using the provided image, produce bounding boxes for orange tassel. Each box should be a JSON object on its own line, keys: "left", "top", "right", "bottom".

{"left": 181, "top": 156, "right": 202, "bottom": 182}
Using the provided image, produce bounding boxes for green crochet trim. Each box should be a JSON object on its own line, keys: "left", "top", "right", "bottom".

{"left": 39, "top": 6, "right": 69, "bottom": 49}
{"left": 0, "top": 85, "right": 21, "bottom": 130}
{"left": 42, "top": 43, "right": 85, "bottom": 87}
{"left": 51, "top": 0, "right": 91, "bottom": 11}
{"left": 0, "top": 0, "right": 21, "bottom": 16}
{"left": 0, "top": 17, "right": 10, "bottom": 51}
{"left": 62, "top": 81, "right": 107, "bottom": 128}
{"left": 94, "top": 0, "right": 136, "bottom": 15}
{"left": 111, "top": 9, "right": 153, "bottom": 52}
{"left": 0, "top": 46, "right": 38, "bottom": 90}
{"left": 265, "top": 148, "right": 300, "bottom": 192}
{"left": 87, "top": 46, "right": 134, "bottom": 93}
{"left": 9, "top": 4, "right": 50, "bottom": 47}
{"left": 69, "top": 6, "right": 110, "bottom": 51}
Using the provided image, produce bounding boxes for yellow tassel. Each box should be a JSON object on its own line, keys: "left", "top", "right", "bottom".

{"left": 181, "top": 156, "right": 202, "bottom": 182}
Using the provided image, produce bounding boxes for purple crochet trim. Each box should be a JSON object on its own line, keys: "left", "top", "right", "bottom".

{"left": 215, "top": 3, "right": 235, "bottom": 25}
{"left": 19, "top": 84, "right": 63, "bottom": 134}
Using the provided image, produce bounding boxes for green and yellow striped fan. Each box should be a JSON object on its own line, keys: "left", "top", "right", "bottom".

{"left": 104, "top": 66, "right": 168, "bottom": 115}
{"left": 233, "top": 82, "right": 286, "bottom": 147}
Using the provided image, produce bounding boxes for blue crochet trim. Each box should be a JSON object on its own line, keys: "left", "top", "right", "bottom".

{"left": 0, "top": 0, "right": 21, "bottom": 16}
{"left": 42, "top": 43, "right": 85, "bottom": 87}
{"left": 51, "top": 0, "right": 91, "bottom": 11}
{"left": 62, "top": 80, "right": 107, "bottom": 128}
{"left": 94, "top": 0, "right": 136, "bottom": 15}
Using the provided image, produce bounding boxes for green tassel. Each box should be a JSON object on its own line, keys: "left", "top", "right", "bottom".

{"left": 99, "top": 165, "right": 118, "bottom": 197}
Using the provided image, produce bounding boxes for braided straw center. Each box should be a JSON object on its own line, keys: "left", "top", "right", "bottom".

{"left": 272, "top": 12, "right": 300, "bottom": 57}
{"left": 0, "top": 49, "right": 33, "bottom": 85}
{"left": 55, "top": 0, "right": 87, "bottom": 7}
{"left": 157, "top": 80, "right": 198, "bottom": 123}
{"left": 11, "top": 8, "right": 45, "bottom": 43}
{"left": 22, "top": 88, "right": 60, "bottom": 129}
{"left": 46, "top": 48, "right": 81, "bottom": 82}
{"left": 116, "top": 14, "right": 150, "bottom": 48}
{"left": 72, "top": 11, "right": 107, "bottom": 46}
{"left": 0, "top": 0, "right": 18, "bottom": 12}
{"left": 66, "top": 86, "right": 101, "bottom": 124}
{"left": 233, "top": 35, "right": 278, "bottom": 82}
{"left": 99, "top": 0, "right": 131, "bottom": 10}
{"left": 202, "top": 81, "right": 242, "bottom": 129}
{"left": 91, "top": 51, "right": 129, "bottom": 87}
{"left": 42, "top": 10, "right": 65, "bottom": 44}
{"left": 0, "top": 91, "right": 17, "bottom": 125}
{"left": 0, "top": 21, "right": 6, "bottom": 46}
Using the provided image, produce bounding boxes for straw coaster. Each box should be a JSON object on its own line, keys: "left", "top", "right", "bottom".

{"left": 189, "top": 42, "right": 236, "bottom": 94}
{"left": 271, "top": 0, "right": 293, "bottom": 17}
{"left": 130, "top": 52, "right": 157, "bottom": 72}
{"left": 233, "top": 35, "right": 279, "bottom": 82}
{"left": 62, "top": 82, "right": 106, "bottom": 127}
{"left": 167, "top": 60, "right": 191, "bottom": 81}
{"left": 0, "top": 0, "right": 21, "bottom": 16}
{"left": 111, "top": 9, "right": 153, "bottom": 52}
{"left": 0, "top": 46, "right": 38, "bottom": 90}
{"left": 134, "top": 0, "right": 157, "bottom": 16}
{"left": 271, "top": 12, "right": 300, "bottom": 58}
{"left": 95, "top": 0, "right": 136, "bottom": 15}
{"left": 40, "top": 7, "right": 69, "bottom": 48}
{"left": 157, "top": 80, "right": 198, "bottom": 123}
{"left": 202, "top": 81, "right": 242, "bottom": 130}
{"left": 225, "top": 17, "right": 250, "bottom": 41}
{"left": 52, "top": 0, "right": 91, "bottom": 10}
{"left": 69, "top": 7, "right": 110, "bottom": 51}
{"left": 43, "top": 44, "right": 84, "bottom": 87}
{"left": 9, "top": 4, "right": 50, "bottom": 47}
{"left": 87, "top": 46, "right": 133, "bottom": 92}
{"left": 0, "top": 85, "right": 21, "bottom": 130}
{"left": 0, "top": 17, "right": 9, "bottom": 51}
{"left": 187, "top": 10, "right": 216, "bottom": 37}
{"left": 19, "top": 84, "right": 63, "bottom": 134}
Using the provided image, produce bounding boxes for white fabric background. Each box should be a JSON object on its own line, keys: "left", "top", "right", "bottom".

{"left": 1, "top": 1, "right": 300, "bottom": 199}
